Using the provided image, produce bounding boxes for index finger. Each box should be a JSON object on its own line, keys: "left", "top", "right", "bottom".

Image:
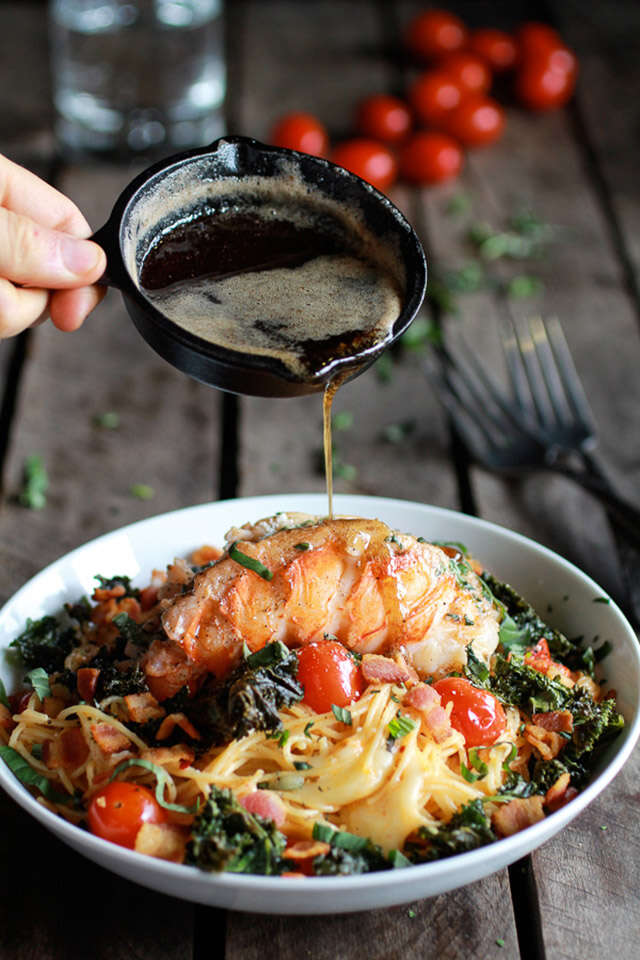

{"left": 0, "top": 154, "right": 91, "bottom": 238}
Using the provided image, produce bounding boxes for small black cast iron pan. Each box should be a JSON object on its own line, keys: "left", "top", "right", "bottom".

{"left": 91, "top": 136, "right": 427, "bottom": 398}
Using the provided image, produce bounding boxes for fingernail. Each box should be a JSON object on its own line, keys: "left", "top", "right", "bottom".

{"left": 60, "top": 236, "right": 101, "bottom": 277}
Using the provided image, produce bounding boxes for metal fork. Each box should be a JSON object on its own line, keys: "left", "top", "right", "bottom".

{"left": 428, "top": 315, "right": 640, "bottom": 546}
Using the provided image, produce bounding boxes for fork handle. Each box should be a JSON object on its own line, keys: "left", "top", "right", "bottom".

{"left": 555, "top": 459, "right": 640, "bottom": 548}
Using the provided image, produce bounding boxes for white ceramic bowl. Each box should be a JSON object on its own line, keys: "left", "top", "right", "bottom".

{"left": 1, "top": 494, "right": 639, "bottom": 914}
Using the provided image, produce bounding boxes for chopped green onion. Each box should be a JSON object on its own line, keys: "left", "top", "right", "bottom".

{"left": 229, "top": 542, "right": 273, "bottom": 581}
{"left": 468, "top": 748, "right": 488, "bottom": 777}
{"left": 304, "top": 722, "right": 314, "bottom": 738}
{"left": 388, "top": 712, "right": 415, "bottom": 741}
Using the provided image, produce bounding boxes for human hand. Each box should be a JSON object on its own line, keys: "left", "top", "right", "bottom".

{"left": 0, "top": 154, "right": 107, "bottom": 338}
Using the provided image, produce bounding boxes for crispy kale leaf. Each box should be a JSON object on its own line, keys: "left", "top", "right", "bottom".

{"left": 186, "top": 786, "right": 288, "bottom": 874}
{"left": 406, "top": 799, "right": 496, "bottom": 862}
{"left": 490, "top": 654, "right": 569, "bottom": 712}
{"left": 185, "top": 641, "right": 304, "bottom": 745}
{"left": 9, "top": 610, "right": 83, "bottom": 674}
{"left": 481, "top": 571, "right": 580, "bottom": 662}
{"left": 94, "top": 574, "right": 140, "bottom": 598}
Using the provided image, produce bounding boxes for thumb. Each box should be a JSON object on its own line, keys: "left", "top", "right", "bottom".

{"left": 0, "top": 207, "right": 106, "bottom": 289}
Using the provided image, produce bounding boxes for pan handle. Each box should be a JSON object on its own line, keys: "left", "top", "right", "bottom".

{"left": 90, "top": 219, "right": 128, "bottom": 290}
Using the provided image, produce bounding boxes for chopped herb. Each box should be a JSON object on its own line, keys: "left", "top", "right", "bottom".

{"left": 304, "top": 722, "right": 314, "bottom": 738}
{"left": 130, "top": 483, "right": 154, "bottom": 501}
{"left": 445, "top": 613, "right": 461, "bottom": 622}
{"left": 505, "top": 274, "right": 544, "bottom": 299}
{"left": 92, "top": 411, "right": 120, "bottom": 429}
{"left": 294, "top": 542, "right": 310, "bottom": 551}
{"left": 109, "top": 758, "right": 200, "bottom": 814}
{"left": 375, "top": 351, "right": 394, "bottom": 383}
{"left": 19, "top": 455, "right": 48, "bottom": 510}
{"left": 228, "top": 542, "right": 273, "bottom": 581}
{"left": 600, "top": 825, "right": 608, "bottom": 831}
{"left": 380, "top": 420, "right": 416, "bottom": 445}
{"left": 278, "top": 729, "right": 290, "bottom": 749}
{"left": 460, "top": 763, "right": 481, "bottom": 783}
{"left": 332, "top": 410, "right": 354, "bottom": 432}
{"left": 496, "top": 938, "right": 505, "bottom": 948}
{"left": 294, "top": 761, "right": 311, "bottom": 771}
{"left": 112, "top": 611, "right": 148, "bottom": 648}
{"left": 446, "top": 192, "right": 471, "bottom": 216}
{"left": 593, "top": 597, "right": 610, "bottom": 604}
{"left": 26, "top": 667, "right": 51, "bottom": 701}
{"left": 332, "top": 705, "right": 352, "bottom": 725}
{"left": 407, "top": 908, "right": 417, "bottom": 919}
{"left": 400, "top": 314, "right": 442, "bottom": 349}
{"left": 0, "top": 745, "right": 73, "bottom": 805}
{"left": 388, "top": 712, "right": 416, "bottom": 741}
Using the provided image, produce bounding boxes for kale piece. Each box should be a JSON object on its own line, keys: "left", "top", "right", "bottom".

{"left": 94, "top": 574, "right": 140, "bottom": 598}
{"left": 568, "top": 687, "right": 624, "bottom": 756}
{"left": 490, "top": 654, "right": 569, "bottom": 712}
{"left": 111, "top": 611, "right": 149, "bottom": 649}
{"left": 499, "top": 770, "right": 541, "bottom": 798}
{"left": 10, "top": 610, "right": 82, "bottom": 674}
{"left": 311, "top": 824, "right": 391, "bottom": 875}
{"left": 406, "top": 799, "right": 496, "bottom": 862}
{"left": 185, "top": 641, "right": 304, "bottom": 745}
{"left": 186, "top": 786, "right": 288, "bottom": 874}
{"left": 481, "top": 571, "right": 580, "bottom": 663}
{"left": 96, "top": 661, "right": 149, "bottom": 700}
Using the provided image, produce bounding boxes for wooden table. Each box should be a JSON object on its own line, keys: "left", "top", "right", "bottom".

{"left": 1, "top": 1, "right": 639, "bottom": 957}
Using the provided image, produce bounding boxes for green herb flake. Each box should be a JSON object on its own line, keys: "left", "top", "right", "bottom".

{"left": 496, "top": 938, "right": 505, "bottom": 948}
{"left": 294, "top": 542, "right": 311, "bottom": 551}
{"left": 294, "top": 761, "right": 311, "bottom": 771}
{"left": 229, "top": 542, "right": 274, "bottom": 581}
{"left": 407, "top": 907, "right": 417, "bottom": 919}
{"left": 505, "top": 274, "right": 544, "bottom": 300}
{"left": 304, "top": 722, "right": 314, "bottom": 738}
{"left": 380, "top": 420, "right": 416, "bottom": 445}
{"left": 109, "top": 758, "right": 200, "bottom": 814}
{"left": 593, "top": 597, "right": 610, "bottom": 604}
{"left": 388, "top": 712, "right": 415, "bottom": 741}
{"left": 331, "top": 705, "right": 352, "bottom": 725}
{"left": 600, "top": 825, "right": 608, "bottom": 831}
{"left": 278, "top": 729, "right": 290, "bottom": 749}
{"left": 446, "top": 192, "right": 471, "bottom": 217}
{"left": 26, "top": 667, "right": 51, "bottom": 701}
{"left": 19, "top": 455, "right": 48, "bottom": 510}
{"left": 333, "top": 410, "right": 354, "bottom": 432}
{"left": 92, "top": 411, "right": 120, "bottom": 429}
{"left": 130, "top": 483, "right": 155, "bottom": 501}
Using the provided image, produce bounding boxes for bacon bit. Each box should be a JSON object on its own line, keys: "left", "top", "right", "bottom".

{"left": 531, "top": 710, "right": 574, "bottom": 734}
{"left": 91, "top": 723, "right": 131, "bottom": 754}
{"left": 492, "top": 796, "right": 546, "bottom": 837}
{"left": 134, "top": 822, "right": 188, "bottom": 863}
{"left": 141, "top": 744, "right": 195, "bottom": 768}
{"left": 124, "top": 692, "right": 166, "bottom": 723}
{"left": 403, "top": 683, "right": 453, "bottom": 743}
{"left": 139, "top": 586, "right": 159, "bottom": 612}
{"left": 77, "top": 667, "right": 101, "bottom": 701}
{"left": 43, "top": 696, "right": 66, "bottom": 718}
{"left": 156, "top": 712, "right": 201, "bottom": 742}
{"left": 544, "top": 772, "right": 579, "bottom": 813}
{"left": 285, "top": 840, "right": 331, "bottom": 860}
{"left": 43, "top": 727, "right": 90, "bottom": 770}
{"left": 0, "top": 703, "right": 14, "bottom": 731}
{"left": 239, "top": 790, "right": 286, "bottom": 827}
{"left": 524, "top": 724, "right": 567, "bottom": 761}
{"left": 394, "top": 652, "right": 419, "bottom": 684}
{"left": 93, "top": 584, "right": 126, "bottom": 602}
{"left": 143, "top": 638, "right": 202, "bottom": 702}
{"left": 191, "top": 545, "right": 223, "bottom": 566}
{"left": 361, "top": 653, "right": 413, "bottom": 685}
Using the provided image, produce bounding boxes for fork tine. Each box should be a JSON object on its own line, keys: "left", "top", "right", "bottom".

{"left": 543, "top": 316, "right": 598, "bottom": 445}
{"left": 528, "top": 316, "right": 570, "bottom": 425}
{"left": 506, "top": 316, "right": 557, "bottom": 430}
{"left": 424, "top": 353, "right": 498, "bottom": 458}
{"left": 499, "top": 315, "right": 533, "bottom": 416}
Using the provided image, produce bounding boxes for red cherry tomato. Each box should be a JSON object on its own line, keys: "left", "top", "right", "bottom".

{"left": 296, "top": 640, "right": 363, "bottom": 714}
{"left": 516, "top": 21, "right": 564, "bottom": 61}
{"left": 440, "top": 51, "right": 492, "bottom": 96}
{"left": 88, "top": 781, "right": 167, "bottom": 849}
{"left": 269, "top": 112, "right": 329, "bottom": 157}
{"left": 445, "top": 94, "right": 505, "bottom": 148}
{"left": 433, "top": 677, "right": 506, "bottom": 748}
{"left": 409, "top": 70, "right": 464, "bottom": 127}
{"left": 405, "top": 9, "right": 468, "bottom": 61}
{"left": 355, "top": 94, "right": 412, "bottom": 144}
{"left": 469, "top": 28, "right": 519, "bottom": 73}
{"left": 399, "top": 131, "right": 463, "bottom": 185}
{"left": 331, "top": 139, "right": 397, "bottom": 193}
{"left": 515, "top": 59, "right": 576, "bottom": 111}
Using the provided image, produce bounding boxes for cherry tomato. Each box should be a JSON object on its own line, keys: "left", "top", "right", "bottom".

{"left": 88, "top": 781, "right": 167, "bottom": 849}
{"left": 405, "top": 9, "right": 468, "bottom": 61}
{"left": 269, "top": 112, "right": 329, "bottom": 157}
{"left": 331, "top": 139, "right": 397, "bottom": 193}
{"left": 440, "top": 51, "right": 492, "bottom": 96}
{"left": 355, "top": 94, "right": 412, "bottom": 144}
{"left": 515, "top": 58, "right": 576, "bottom": 111}
{"left": 445, "top": 94, "right": 505, "bottom": 148}
{"left": 516, "top": 22, "right": 564, "bottom": 62}
{"left": 524, "top": 637, "right": 552, "bottom": 673}
{"left": 433, "top": 677, "right": 507, "bottom": 747}
{"left": 469, "top": 28, "right": 519, "bottom": 73}
{"left": 409, "top": 70, "right": 464, "bottom": 127}
{"left": 399, "top": 131, "right": 463, "bottom": 185}
{"left": 296, "top": 640, "right": 363, "bottom": 714}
